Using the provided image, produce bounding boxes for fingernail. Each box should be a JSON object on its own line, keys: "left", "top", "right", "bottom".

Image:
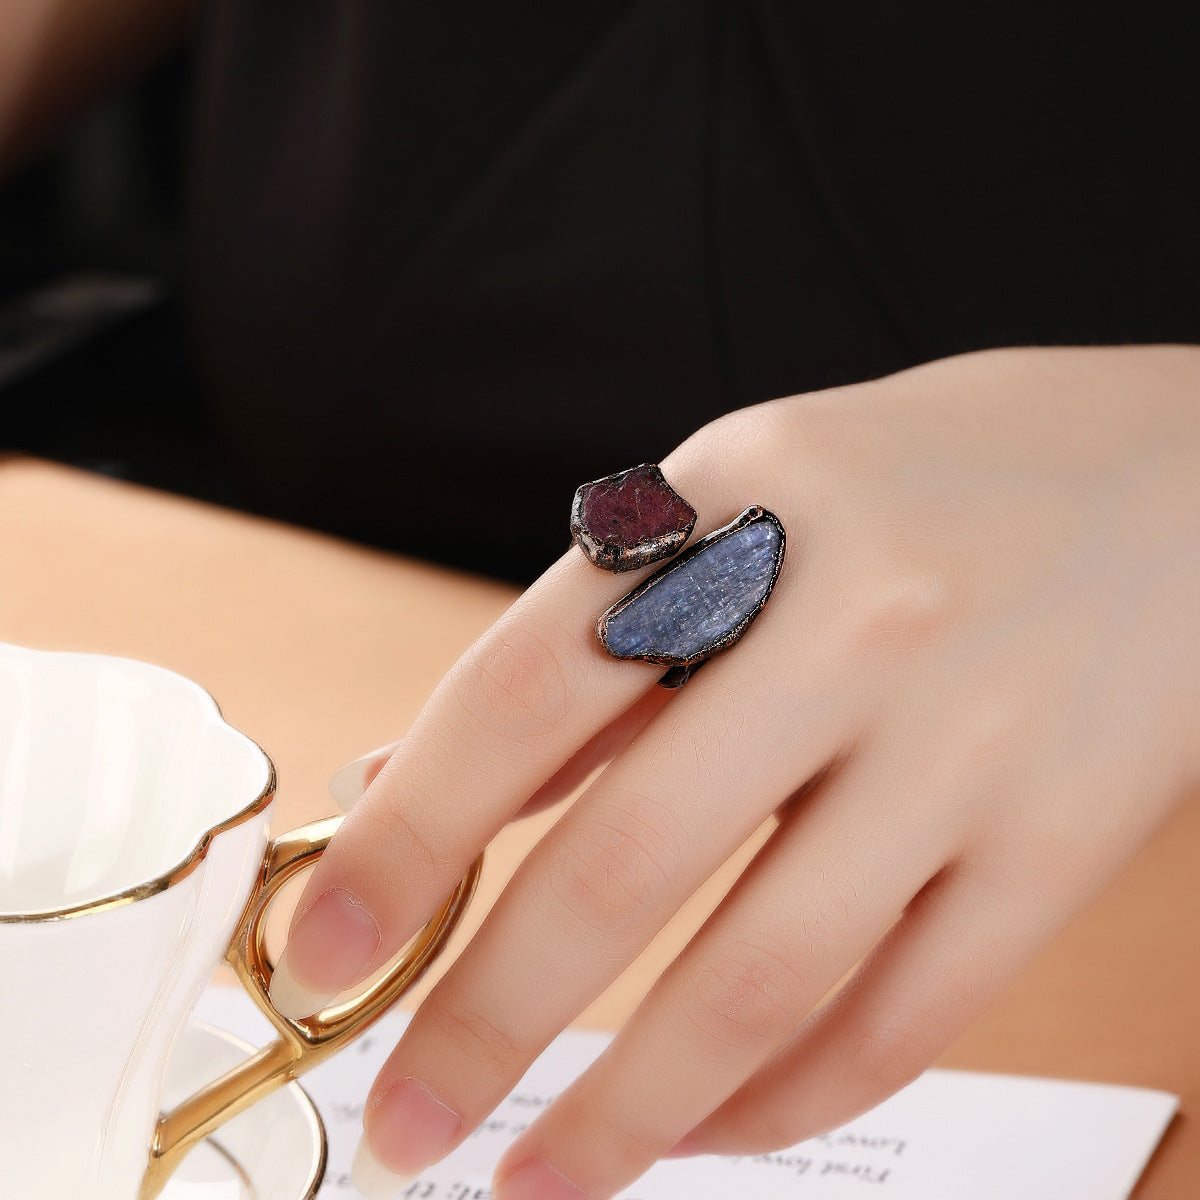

{"left": 365, "top": 1078, "right": 462, "bottom": 1177}
{"left": 271, "top": 888, "right": 381, "bottom": 1019}
{"left": 269, "top": 945, "right": 339, "bottom": 1020}
{"left": 351, "top": 1137, "right": 416, "bottom": 1199}
{"left": 494, "top": 1159, "right": 589, "bottom": 1200}
{"left": 329, "top": 741, "right": 401, "bottom": 810}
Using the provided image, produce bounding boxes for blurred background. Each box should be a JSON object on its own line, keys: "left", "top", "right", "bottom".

{"left": 0, "top": 46, "right": 241, "bottom": 507}
{"left": 4, "top": 3, "right": 1198, "bottom": 584}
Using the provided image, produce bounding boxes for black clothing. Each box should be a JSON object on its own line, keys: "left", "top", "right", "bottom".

{"left": 187, "top": 0, "right": 1200, "bottom": 582}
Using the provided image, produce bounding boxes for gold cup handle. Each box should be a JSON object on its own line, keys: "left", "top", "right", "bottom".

{"left": 140, "top": 816, "right": 483, "bottom": 1200}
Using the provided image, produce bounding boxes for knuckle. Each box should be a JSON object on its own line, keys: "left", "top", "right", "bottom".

{"left": 669, "top": 404, "right": 792, "bottom": 496}
{"left": 649, "top": 691, "right": 746, "bottom": 789}
{"left": 425, "top": 995, "right": 527, "bottom": 1076}
{"left": 454, "top": 623, "right": 572, "bottom": 746}
{"left": 849, "top": 1005, "right": 946, "bottom": 1094}
{"left": 681, "top": 408, "right": 762, "bottom": 464}
{"left": 546, "top": 813, "right": 670, "bottom": 936}
{"left": 568, "top": 1099, "right": 661, "bottom": 1176}
{"left": 358, "top": 784, "right": 444, "bottom": 885}
{"left": 850, "top": 563, "right": 955, "bottom": 657}
{"left": 726, "top": 1100, "right": 807, "bottom": 1157}
{"left": 957, "top": 689, "right": 1040, "bottom": 779}
{"left": 681, "top": 944, "right": 803, "bottom": 1052}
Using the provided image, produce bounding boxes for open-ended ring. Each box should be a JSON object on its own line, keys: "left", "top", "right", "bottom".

{"left": 570, "top": 466, "right": 785, "bottom": 687}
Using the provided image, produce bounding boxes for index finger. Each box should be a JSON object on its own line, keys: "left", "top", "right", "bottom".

{"left": 269, "top": 475, "right": 712, "bottom": 1015}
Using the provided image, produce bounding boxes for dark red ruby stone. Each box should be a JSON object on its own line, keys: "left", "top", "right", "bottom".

{"left": 570, "top": 464, "right": 697, "bottom": 572}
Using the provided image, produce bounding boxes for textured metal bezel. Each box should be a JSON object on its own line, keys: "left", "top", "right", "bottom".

{"left": 597, "top": 504, "right": 786, "bottom": 681}
{"left": 570, "top": 463, "right": 697, "bottom": 572}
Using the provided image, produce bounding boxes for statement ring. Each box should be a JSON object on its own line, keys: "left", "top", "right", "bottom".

{"left": 571, "top": 466, "right": 785, "bottom": 687}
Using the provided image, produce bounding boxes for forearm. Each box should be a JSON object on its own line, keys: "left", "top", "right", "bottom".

{"left": 0, "top": 0, "right": 194, "bottom": 181}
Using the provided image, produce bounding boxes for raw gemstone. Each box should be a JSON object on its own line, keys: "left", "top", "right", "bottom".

{"left": 598, "top": 506, "right": 785, "bottom": 674}
{"left": 570, "top": 464, "right": 697, "bottom": 572}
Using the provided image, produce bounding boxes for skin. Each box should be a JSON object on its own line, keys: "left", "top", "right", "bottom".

{"left": 0, "top": 0, "right": 191, "bottom": 181}
{"left": 4, "top": 10, "right": 1193, "bottom": 1190}
{"left": 281, "top": 343, "right": 1200, "bottom": 1200}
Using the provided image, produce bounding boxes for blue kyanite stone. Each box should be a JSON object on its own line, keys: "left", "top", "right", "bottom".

{"left": 599, "top": 508, "right": 784, "bottom": 666}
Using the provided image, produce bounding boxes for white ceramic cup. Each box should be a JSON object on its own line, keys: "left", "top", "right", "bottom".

{"left": 0, "top": 643, "right": 481, "bottom": 1200}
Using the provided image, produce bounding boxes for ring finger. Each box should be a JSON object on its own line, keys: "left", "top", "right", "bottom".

{"left": 489, "top": 756, "right": 959, "bottom": 1200}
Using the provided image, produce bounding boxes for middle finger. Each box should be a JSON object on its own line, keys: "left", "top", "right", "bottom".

{"left": 356, "top": 652, "right": 852, "bottom": 1184}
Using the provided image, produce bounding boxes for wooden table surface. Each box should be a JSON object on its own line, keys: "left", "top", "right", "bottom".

{"left": 1, "top": 458, "right": 1195, "bottom": 1195}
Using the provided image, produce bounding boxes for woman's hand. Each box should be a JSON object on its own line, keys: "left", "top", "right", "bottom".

{"left": 271, "top": 345, "right": 1200, "bottom": 1200}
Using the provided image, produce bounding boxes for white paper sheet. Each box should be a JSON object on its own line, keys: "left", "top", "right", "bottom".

{"left": 196, "top": 986, "right": 1176, "bottom": 1200}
